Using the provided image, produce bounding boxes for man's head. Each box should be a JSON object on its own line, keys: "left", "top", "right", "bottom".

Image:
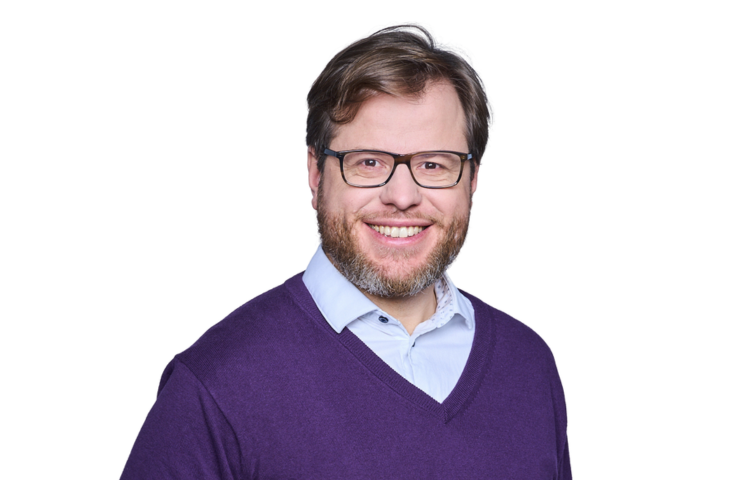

{"left": 307, "top": 26, "right": 490, "bottom": 298}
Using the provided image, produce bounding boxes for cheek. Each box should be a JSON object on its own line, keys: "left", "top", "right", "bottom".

{"left": 345, "top": 193, "right": 380, "bottom": 216}
{"left": 320, "top": 181, "right": 376, "bottom": 217}
{"left": 427, "top": 190, "right": 471, "bottom": 217}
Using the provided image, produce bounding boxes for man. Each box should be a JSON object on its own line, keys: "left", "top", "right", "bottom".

{"left": 122, "top": 26, "right": 570, "bottom": 479}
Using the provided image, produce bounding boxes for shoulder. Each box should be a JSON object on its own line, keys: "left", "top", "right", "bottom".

{"left": 462, "top": 290, "right": 559, "bottom": 371}
{"left": 170, "top": 273, "right": 322, "bottom": 386}
{"left": 184, "top": 278, "right": 297, "bottom": 353}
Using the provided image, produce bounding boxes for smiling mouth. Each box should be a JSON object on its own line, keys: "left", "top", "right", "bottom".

{"left": 369, "top": 224, "right": 426, "bottom": 238}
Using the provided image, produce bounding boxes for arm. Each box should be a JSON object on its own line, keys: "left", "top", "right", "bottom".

{"left": 120, "top": 359, "right": 242, "bottom": 480}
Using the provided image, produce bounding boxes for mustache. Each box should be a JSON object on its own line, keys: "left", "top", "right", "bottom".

{"left": 355, "top": 211, "right": 441, "bottom": 224}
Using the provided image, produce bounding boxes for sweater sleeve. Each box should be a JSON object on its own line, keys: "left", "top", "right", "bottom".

{"left": 550, "top": 352, "right": 571, "bottom": 480}
{"left": 120, "top": 359, "right": 242, "bottom": 480}
{"left": 559, "top": 438, "right": 572, "bottom": 479}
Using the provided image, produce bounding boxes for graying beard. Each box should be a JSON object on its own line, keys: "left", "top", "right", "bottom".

{"left": 318, "top": 205, "right": 467, "bottom": 298}
{"left": 336, "top": 248, "right": 450, "bottom": 298}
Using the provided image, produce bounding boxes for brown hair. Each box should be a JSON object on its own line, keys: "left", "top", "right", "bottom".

{"left": 306, "top": 25, "right": 491, "bottom": 177}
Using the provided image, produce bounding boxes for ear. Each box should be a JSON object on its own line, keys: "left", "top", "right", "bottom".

{"left": 308, "top": 147, "right": 321, "bottom": 211}
{"left": 470, "top": 163, "right": 479, "bottom": 196}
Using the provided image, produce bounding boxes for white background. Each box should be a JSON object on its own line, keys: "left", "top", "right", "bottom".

{"left": 1, "top": 1, "right": 736, "bottom": 478}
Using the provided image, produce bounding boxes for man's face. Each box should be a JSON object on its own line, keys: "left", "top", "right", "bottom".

{"left": 308, "top": 81, "right": 478, "bottom": 297}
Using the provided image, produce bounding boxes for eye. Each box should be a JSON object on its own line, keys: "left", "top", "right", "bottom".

{"left": 343, "top": 152, "right": 393, "bottom": 172}
{"left": 420, "top": 162, "right": 442, "bottom": 170}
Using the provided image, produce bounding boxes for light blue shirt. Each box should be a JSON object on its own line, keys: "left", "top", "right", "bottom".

{"left": 302, "top": 246, "right": 475, "bottom": 403}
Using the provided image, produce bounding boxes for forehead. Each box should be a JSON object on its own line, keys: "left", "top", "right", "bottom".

{"left": 332, "top": 81, "right": 467, "bottom": 153}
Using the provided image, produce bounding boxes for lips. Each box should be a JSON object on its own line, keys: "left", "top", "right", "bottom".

{"left": 369, "top": 224, "right": 426, "bottom": 238}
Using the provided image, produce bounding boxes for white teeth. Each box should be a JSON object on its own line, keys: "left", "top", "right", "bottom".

{"left": 371, "top": 224, "right": 425, "bottom": 238}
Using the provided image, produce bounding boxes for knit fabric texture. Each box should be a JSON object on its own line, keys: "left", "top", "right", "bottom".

{"left": 121, "top": 273, "right": 571, "bottom": 479}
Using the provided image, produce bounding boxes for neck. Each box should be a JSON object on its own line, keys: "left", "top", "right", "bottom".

{"left": 363, "top": 285, "right": 437, "bottom": 335}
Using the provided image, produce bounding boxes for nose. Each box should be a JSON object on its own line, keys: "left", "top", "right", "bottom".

{"left": 378, "top": 163, "right": 422, "bottom": 211}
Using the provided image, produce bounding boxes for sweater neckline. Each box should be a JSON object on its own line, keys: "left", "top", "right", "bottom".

{"left": 285, "top": 273, "right": 497, "bottom": 424}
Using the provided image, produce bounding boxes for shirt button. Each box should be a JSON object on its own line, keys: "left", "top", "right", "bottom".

{"left": 378, "top": 316, "right": 389, "bottom": 324}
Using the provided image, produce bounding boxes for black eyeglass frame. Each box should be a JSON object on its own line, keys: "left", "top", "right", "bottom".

{"left": 321, "top": 147, "right": 473, "bottom": 189}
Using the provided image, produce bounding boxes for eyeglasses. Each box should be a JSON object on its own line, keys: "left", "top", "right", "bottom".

{"left": 322, "top": 147, "right": 473, "bottom": 189}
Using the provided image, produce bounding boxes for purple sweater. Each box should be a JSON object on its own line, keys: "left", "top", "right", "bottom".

{"left": 121, "top": 274, "right": 571, "bottom": 479}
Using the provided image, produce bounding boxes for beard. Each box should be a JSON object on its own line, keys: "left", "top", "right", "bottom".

{"left": 317, "top": 186, "right": 471, "bottom": 298}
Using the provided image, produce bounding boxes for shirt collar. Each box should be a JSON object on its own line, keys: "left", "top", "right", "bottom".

{"left": 442, "top": 272, "right": 475, "bottom": 330}
{"left": 302, "top": 246, "right": 474, "bottom": 332}
{"left": 302, "top": 246, "right": 378, "bottom": 333}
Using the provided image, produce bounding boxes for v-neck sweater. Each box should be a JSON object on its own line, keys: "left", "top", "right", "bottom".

{"left": 302, "top": 245, "right": 475, "bottom": 403}
{"left": 121, "top": 273, "right": 571, "bottom": 479}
